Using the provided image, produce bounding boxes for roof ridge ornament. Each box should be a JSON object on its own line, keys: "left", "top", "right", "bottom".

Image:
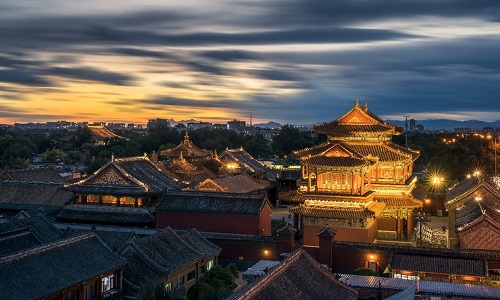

{"left": 184, "top": 131, "right": 190, "bottom": 143}
{"left": 355, "top": 99, "right": 359, "bottom": 107}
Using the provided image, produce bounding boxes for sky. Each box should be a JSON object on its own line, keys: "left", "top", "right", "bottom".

{"left": 1, "top": 0, "right": 500, "bottom": 125}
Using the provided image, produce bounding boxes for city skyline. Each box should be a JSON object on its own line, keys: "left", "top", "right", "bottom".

{"left": 1, "top": 1, "right": 500, "bottom": 124}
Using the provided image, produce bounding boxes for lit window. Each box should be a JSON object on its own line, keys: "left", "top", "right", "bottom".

{"left": 165, "top": 282, "right": 172, "bottom": 291}
{"left": 101, "top": 274, "right": 115, "bottom": 293}
{"left": 207, "top": 260, "right": 214, "bottom": 271}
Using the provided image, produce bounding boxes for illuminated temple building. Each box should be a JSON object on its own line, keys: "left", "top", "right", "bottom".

{"left": 289, "top": 100, "right": 422, "bottom": 245}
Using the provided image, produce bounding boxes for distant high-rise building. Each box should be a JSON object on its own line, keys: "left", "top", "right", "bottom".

{"left": 147, "top": 118, "right": 170, "bottom": 129}
{"left": 410, "top": 118, "right": 416, "bottom": 131}
{"left": 227, "top": 120, "right": 246, "bottom": 131}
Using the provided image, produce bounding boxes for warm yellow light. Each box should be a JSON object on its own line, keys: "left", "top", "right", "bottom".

{"left": 425, "top": 199, "right": 431, "bottom": 205}
{"left": 475, "top": 196, "right": 482, "bottom": 201}
{"left": 264, "top": 250, "right": 269, "bottom": 255}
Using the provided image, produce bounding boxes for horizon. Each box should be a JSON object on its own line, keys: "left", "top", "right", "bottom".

{"left": 1, "top": 1, "right": 500, "bottom": 124}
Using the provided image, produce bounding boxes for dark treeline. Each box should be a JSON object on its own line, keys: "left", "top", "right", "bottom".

{"left": 0, "top": 125, "right": 497, "bottom": 183}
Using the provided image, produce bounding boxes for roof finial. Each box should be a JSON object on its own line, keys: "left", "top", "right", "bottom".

{"left": 179, "top": 151, "right": 184, "bottom": 161}
{"left": 184, "top": 131, "right": 190, "bottom": 142}
{"left": 364, "top": 102, "right": 368, "bottom": 111}
{"left": 355, "top": 99, "right": 359, "bottom": 107}
{"left": 213, "top": 149, "right": 218, "bottom": 158}
{"left": 111, "top": 154, "right": 114, "bottom": 161}
{"left": 144, "top": 152, "right": 147, "bottom": 157}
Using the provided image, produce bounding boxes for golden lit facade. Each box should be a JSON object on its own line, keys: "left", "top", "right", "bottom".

{"left": 291, "top": 100, "right": 422, "bottom": 245}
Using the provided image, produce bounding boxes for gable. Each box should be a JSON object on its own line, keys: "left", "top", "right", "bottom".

{"left": 324, "top": 145, "right": 351, "bottom": 157}
{"left": 197, "top": 179, "right": 227, "bottom": 192}
{"left": 88, "top": 165, "right": 135, "bottom": 186}
{"left": 338, "top": 110, "right": 373, "bottom": 125}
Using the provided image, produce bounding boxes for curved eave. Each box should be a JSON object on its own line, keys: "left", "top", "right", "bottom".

{"left": 289, "top": 204, "right": 376, "bottom": 219}
{"left": 303, "top": 156, "right": 369, "bottom": 167}
{"left": 63, "top": 184, "right": 156, "bottom": 196}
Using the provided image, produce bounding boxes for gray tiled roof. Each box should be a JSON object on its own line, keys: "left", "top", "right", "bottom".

{"left": 0, "top": 214, "right": 63, "bottom": 256}
{"left": 0, "top": 233, "right": 126, "bottom": 300}
{"left": 157, "top": 191, "right": 269, "bottom": 216}
{"left": 56, "top": 204, "right": 155, "bottom": 225}
{"left": 338, "top": 274, "right": 500, "bottom": 299}
{"left": 445, "top": 177, "right": 480, "bottom": 202}
{"left": 0, "top": 181, "right": 73, "bottom": 211}
{"left": 230, "top": 248, "right": 357, "bottom": 300}
{"left": 65, "top": 156, "right": 181, "bottom": 195}
{"left": 390, "top": 253, "right": 487, "bottom": 277}
{"left": 123, "top": 227, "right": 220, "bottom": 287}
{"left": 175, "top": 229, "right": 222, "bottom": 257}
{"left": 3, "top": 167, "right": 67, "bottom": 183}
{"left": 455, "top": 200, "right": 483, "bottom": 229}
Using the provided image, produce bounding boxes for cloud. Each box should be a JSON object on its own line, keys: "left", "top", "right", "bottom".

{"left": 47, "top": 67, "right": 137, "bottom": 85}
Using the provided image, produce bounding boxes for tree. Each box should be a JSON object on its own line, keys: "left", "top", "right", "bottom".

{"left": 187, "top": 264, "right": 238, "bottom": 300}
{"left": 272, "top": 124, "right": 314, "bottom": 157}
{"left": 137, "top": 281, "right": 175, "bottom": 300}
{"left": 43, "top": 148, "right": 65, "bottom": 163}
{"left": 350, "top": 267, "right": 379, "bottom": 276}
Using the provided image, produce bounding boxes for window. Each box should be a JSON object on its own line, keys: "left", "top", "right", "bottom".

{"left": 200, "top": 265, "right": 206, "bottom": 274}
{"left": 84, "top": 281, "right": 97, "bottom": 300}
{"left": 101, "top": 274, "right": 115, "bottom": 293}
{"left": 64, "top": 289, "right": 79, "bottom": 300}
{"left": 165, "top": 282, "right": 172, "bottom": 291}
{"left": 188, "top": 270, "right": 196, "bottom": 281}
{"left": 179, "top": 276, "right": 185, "bottom": 286}
{"left": 207, "top": 260, "right": 214, "bottom": 271}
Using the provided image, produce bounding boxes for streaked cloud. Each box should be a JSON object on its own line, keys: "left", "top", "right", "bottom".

{"left": 0, "top": 0, "right": 499, "bottom": 124}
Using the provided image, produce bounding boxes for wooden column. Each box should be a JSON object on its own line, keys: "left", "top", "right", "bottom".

{"left": 307, "top": 164, "right": 311, "bottom": 193}
{"left": 406, "top": 210, "right": 413, "bottom": 240}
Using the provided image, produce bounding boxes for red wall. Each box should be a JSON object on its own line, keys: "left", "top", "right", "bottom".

{"left": 156, "top": 211, "right": 271, "bottom": 235}
{"left": 302, "top": 222, "right": 377, "bottom": 246}
{"left": 259, "top": 205, "right": 273, "bottom": 236}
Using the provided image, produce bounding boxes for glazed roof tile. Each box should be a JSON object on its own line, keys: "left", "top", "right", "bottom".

{"left": 160, "top": 132, "right": 211, "bottom": 159}
{"left": 374, "top": 196, "right": 423, "bottom": 209}
{"left": 55, "top": 204, "right": 155, "bottom": 225}
{"left": 303, "top": 156, "right": 369, "bottom": 167}
{"left": 293, "top": 142, "right": 338, "bottom": 158}
{"left": 219, "top": 148, "right": 268, "bottom": 174}
{"left": 231, "top": 248, "right": 357, "bottom": 300}
{"left": 0, "top": 233, "right": 126, "bottom": 300}
{"left": 344, "top": 142, "right": 414, "bottom": 162}
{"left": 314, "top": 123, "right": 397, "bottom": 136}
{"left": 391, "top": 253, "right": 487, "bottom": 277}
{"left": 157, "top": 191, "right": 270, "bottom": 216}
{"left": 209, "top": 173, "right": 268, "bottom": 193}
{"left": 289, "top": 203, "right": 382, "bottom": 219}
{"left": 65, "top": 156, "right": 181, "bottom": 195}
{"left": 87, "top": 125, "right": 124, "bottom": 141}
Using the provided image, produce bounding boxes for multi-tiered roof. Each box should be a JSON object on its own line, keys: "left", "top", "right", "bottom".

{"left": 314, "top": 99, "right": 403, "bottom": 139}
{"left": 161, "top": 131, "right": 211, "bottom": 160}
